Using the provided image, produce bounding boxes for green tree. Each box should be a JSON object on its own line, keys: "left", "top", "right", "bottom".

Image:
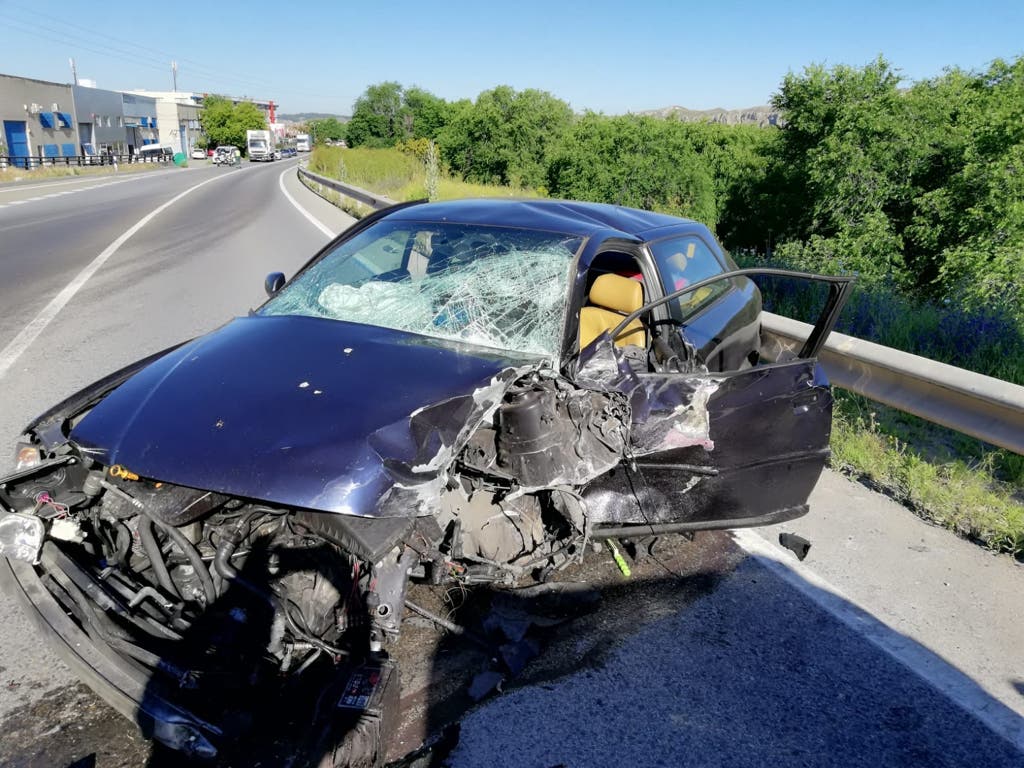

{"left": 547, "top": 114, "right": 716, "bottom": 224}
{"left": 346, "top": 83, "right": 451, "bottom": 147}
{"left": 438, "top": 86, "right": 573, "bottom": 188}
{"left": 675, "top": 121, "right": 777, "bottom": 246}
{"left": 402, "top": 86, "right": 450, "bottom": 140}
{"left": 758, "top": 54, "right": 1024, "bottom": 320}
{"left": 767, "top": 58, "right": 919, "bottom": 282}
{"left": 200, "top": 96, "right": 267, "bottom": 152}
{"left": 346, "top": 82, "right": 405, "bottom": 148}
{"left": 927, "top": 57, "right": 1024, "bottom": 319}
{"left": 307, "top": 117, "right": 346, "bottom": 144}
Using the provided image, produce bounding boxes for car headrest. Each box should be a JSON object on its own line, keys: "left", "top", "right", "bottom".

{"left": 427, "top": 241, "right": 456, "bottom": 274}
{"left": 589, "top": 273, "right": 643, "bottom": 314}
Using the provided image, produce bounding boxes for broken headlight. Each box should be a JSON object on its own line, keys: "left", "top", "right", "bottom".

{"left": 14, "top": 442, "right": 42, "bottom": 471}
{"left": 0, "top": 512, "right": 45, "bottom": 564}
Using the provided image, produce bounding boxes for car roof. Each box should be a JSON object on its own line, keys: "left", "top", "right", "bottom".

{"left": 383, "top": 199, "right": 705, "bottom": 241}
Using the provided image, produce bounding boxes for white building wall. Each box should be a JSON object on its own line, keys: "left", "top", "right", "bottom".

{"left": 153, "top": 101, "right": 182, "bottom": 152}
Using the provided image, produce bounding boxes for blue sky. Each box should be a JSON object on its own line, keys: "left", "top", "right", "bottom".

{"left": 1, "top": 0, "right": 1021, "bottom": 115}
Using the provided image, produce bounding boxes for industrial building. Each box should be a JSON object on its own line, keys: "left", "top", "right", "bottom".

{"left": 0, "top": 73, "right": 78, "bottom": 161}
{"left": 1, "top": 71, "right": 276, "bottom": 164}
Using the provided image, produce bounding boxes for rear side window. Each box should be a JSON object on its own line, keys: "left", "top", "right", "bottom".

{"left": 649, "top": 236, "right": 728, "bottom": 321}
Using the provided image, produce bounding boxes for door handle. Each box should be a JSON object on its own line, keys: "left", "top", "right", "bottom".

{"left": 791, "top": 391, "right": 820, "bottom": 414}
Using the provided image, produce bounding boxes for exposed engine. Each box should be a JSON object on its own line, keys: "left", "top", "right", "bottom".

{"left": 0, "top": 372, "right": 634, "bottom": 736}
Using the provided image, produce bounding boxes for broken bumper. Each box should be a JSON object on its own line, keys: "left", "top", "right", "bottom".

{"left": 0, "top": 545, "right": 221, "bottom": 758}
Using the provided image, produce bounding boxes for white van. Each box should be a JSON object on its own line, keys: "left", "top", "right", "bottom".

{"left": 138, "top": 145, "right": 173, "bottom": 162}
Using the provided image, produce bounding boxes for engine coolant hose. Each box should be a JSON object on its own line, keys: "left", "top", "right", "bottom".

{"left": 138, "top": 515, "right": 181, "bottom": 600}
{"left": 212, "top": 523, "right": 273, "bottom": 603}
{"left": 155, "top": 518, "right": 217, "bottom": 606}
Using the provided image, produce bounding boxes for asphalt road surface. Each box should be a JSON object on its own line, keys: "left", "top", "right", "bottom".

{"left": 0, "top": 161, "right": 1020, "bottom": 767}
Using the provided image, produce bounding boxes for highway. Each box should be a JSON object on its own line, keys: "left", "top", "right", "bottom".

{"left": 0, "top": 161, "right": 1020, "bottom": 767}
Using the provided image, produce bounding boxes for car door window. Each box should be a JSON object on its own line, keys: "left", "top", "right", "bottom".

{"left": 650, "top": 236, "right": 728, "bottom": 321}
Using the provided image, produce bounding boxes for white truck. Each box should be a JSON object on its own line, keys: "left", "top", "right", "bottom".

{"left": 296, "top": 133, "right": 311, "bottom": 152}
{"left": 246, "top": 129, "right": 275, "bottom": 162}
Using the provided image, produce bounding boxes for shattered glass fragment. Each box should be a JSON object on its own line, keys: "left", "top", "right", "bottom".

{"left": 262, "top": 223, "right": 581, "bottom": 359}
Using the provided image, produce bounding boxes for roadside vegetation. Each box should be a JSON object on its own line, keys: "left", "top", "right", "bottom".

{"left": 199, "top": 95, "right": 267, "bottom": 154}
{"left": 304, "top": 59, "right": 1024, "bottom": 555}
{"left": 308, "top": 144, "right": 539, "bottom": 202}
{"left": 831, "top": 394, "right": 1024, "bottom": 555}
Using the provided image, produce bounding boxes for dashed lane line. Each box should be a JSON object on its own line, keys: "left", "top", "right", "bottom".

{"left": 0, "top": 173, "right": 201, "bottom": 210}
{"left": 0, "top": 175, "right": 142, "bottom": 194}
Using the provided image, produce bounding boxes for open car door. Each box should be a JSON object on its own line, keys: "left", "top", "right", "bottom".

{"left": 577, "top": 268, "right": 855, "bottom": 532}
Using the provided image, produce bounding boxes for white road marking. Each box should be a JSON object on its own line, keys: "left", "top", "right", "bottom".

{"left": 0, "top": 171, "right": 242, "bottom": 381}
{"left": 0, "top": 171, "right": 182, "bottom": 197}
{"left": 0, "top": 177, "right": 118, "bottom": 194}
{"left": 277, "top": 166, "right": 336, "bottom": 239}
{"left": 0, "top": 173, "right": 216, "bottom": 215}
{"left": 732, "top": 528, "right": 1024, "bottom": 754}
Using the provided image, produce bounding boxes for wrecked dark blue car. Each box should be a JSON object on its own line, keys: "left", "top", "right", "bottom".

{"left": 0, "top": 199, "right": 852, "bottom": 765}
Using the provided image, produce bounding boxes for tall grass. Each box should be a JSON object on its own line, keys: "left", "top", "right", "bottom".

{"left": 309, "top": 147, "right": 420, "bottom": 199}
{"left": 308, "top": 146, "right": 539, "bottom": 203}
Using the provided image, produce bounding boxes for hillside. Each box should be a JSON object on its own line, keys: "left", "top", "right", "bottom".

{"left": 277, "top": 113, "right": 351, "bottom": 123}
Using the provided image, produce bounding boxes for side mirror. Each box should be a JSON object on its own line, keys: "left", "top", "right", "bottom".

{"left": 265, "top": 272, "right": 286, "bottom": 297}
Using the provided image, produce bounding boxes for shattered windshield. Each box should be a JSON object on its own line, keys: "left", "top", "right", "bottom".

{"left": 261, "top": 220, "right": 583, "bottom": 357}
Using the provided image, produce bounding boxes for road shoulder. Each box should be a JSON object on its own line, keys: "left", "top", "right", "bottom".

{"left": 758, "top": 468, "right": 1024, "bottom": 721}
{"left": 279, "top": 163, "right": 356, "bottom": 238}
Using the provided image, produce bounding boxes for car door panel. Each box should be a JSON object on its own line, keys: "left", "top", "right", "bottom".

{"left": 633, "top": 360, "right": 831, "bottom": 525}
{"left": 579, "top": 268, "right": 854, "bottom": 530}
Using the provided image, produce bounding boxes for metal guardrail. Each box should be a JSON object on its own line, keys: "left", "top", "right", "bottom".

{"left": 763, "top": 313, "right": 1024, "bottom": 455}
{"left": 296, "top": 164, "right": 1024, "bottom": 455}
{"left": 0, "top": 154, "right": 173, "bottom": 169}
{"left": 297, "top": 166, "right": 397, "bottom": 210}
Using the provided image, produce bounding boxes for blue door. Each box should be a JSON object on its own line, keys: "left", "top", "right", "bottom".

{"left": 3, "top": 120, "right": 29, "bottom": 168}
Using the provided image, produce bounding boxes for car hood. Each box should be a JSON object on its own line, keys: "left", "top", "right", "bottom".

{"left": 71, "top": 315, "right": 535, "bottom": 516}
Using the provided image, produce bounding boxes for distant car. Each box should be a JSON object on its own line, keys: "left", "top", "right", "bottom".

{"left": 190, "top": 147, "right": 207, "bottom": 160}
{"left": 273, "top": 149, "right": 282, "bottom": 161}
{"left": 0, "top": 199, "right": 853, "bottom": 764}
{"left": 280, "top": 147, "right": 297, "bottom": 158}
